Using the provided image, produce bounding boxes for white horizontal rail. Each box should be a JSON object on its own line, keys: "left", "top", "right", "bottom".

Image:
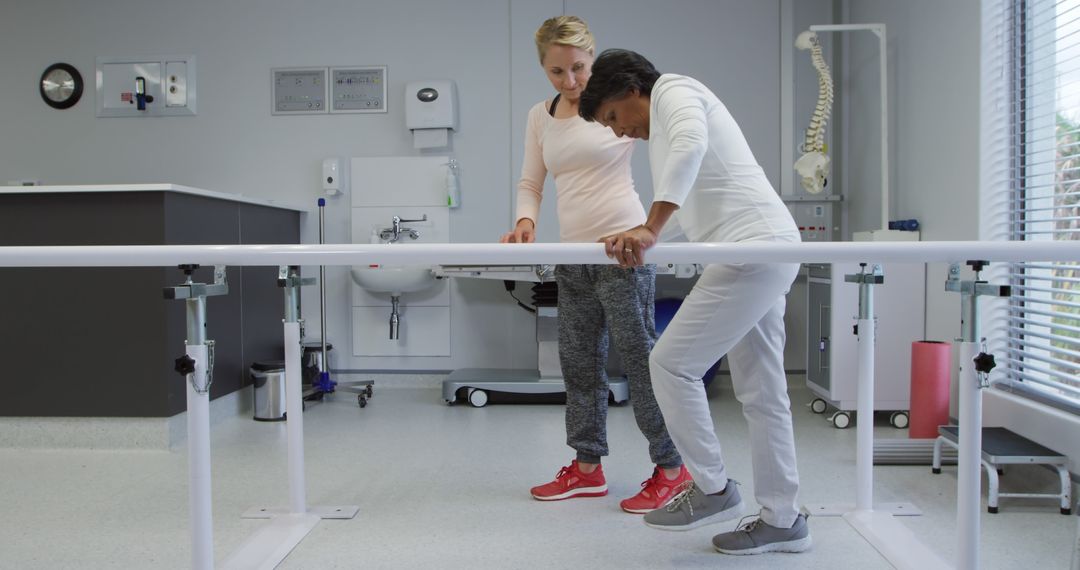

{"left": 0, "top": 241, "right": 1075, "bottom": 268}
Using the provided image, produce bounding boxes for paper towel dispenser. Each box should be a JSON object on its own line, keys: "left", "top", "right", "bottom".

{"left": 406, "top": 80, "right": 457, "bottom": 130}
{"left": 406, "top": 80, "right": 457, "bottom": 148}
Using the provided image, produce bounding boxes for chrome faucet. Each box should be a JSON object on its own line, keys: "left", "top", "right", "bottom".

{"left": 379, "top": 215, "right": 426, "bottom": 244}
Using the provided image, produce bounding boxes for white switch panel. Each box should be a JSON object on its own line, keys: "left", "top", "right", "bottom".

{"left": 96, "top": 56, "right": 196, "bottom": 117}
{"left": 165, "top": 61, "right": 188, "bottom": 107}
{"left": 271, "top": 67, "right": 328, "bottom": 115}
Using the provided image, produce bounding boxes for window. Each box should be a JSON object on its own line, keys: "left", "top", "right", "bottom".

{"left": 1004, "top": 0, "right": 1080, "bottom": 411}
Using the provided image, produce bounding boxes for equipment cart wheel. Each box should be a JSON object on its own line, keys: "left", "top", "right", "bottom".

{"left": 358, "top": 395, "right": 367, "bottom": 408}
{"left": 366, "top": 385, "right": 374, "bottom": 398}
{"left": 467, "top": 388, "right": 489, "bottom": 408}
{"left": 810, "top": 398, "right": 828, "bottom": 414}
{"left": 831, "top": 411, "right": 852, "bottom": 429}
{"left": 889, "top": 411, "right": 909, "bottom": 429}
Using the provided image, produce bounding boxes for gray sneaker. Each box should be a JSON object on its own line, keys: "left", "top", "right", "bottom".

{"left": 712, "top": 513, "right": 812, "bottom": 555}
{"left": 643, "top": 480, "right": 744, "bottom": 531}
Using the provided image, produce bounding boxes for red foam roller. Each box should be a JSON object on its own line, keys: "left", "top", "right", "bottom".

{"left": 909, "top": 341, "right": 952, "bottom": 439}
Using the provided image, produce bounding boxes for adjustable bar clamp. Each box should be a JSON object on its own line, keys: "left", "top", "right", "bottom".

{"left": 164, "top": 264, "right": 229, "bottom": 394}
{"left": 945, "top": 260, "right": 1011, "bottom": 384}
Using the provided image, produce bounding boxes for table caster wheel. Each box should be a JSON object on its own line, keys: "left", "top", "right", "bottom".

{"left": 810, "top": 398, "right": 828, "bottom": 414}
{"left": 358, "top": 395, "right": 367, "bottom": 408}
{"left": 467, "top": 388, "right": 488, "bottom": 408}
{"left": 831, "top": 411, "right": 852, "bottom": 429}
{"left": 890, "top": 411, "right": 909, "bottom": 429}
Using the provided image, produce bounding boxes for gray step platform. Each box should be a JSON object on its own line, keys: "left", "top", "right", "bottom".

{"left": 443, "top": 368, "right": 629, "bottom": 407}
{"left": 932, "top": 426, "right": 1072, "bottom": 514}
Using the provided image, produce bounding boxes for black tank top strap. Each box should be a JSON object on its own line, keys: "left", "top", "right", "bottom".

{"left": 548, "top": 94, "right": 561, "bottom": 117}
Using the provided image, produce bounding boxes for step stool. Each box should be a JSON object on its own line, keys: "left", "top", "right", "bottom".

{"left": 932, "top": 426, "right": 1072, "bottom": 514}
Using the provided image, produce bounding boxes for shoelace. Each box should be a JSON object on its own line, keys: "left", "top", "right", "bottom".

{"left": 733, "top": 515, "right": 765, "bottom": 534}
{"left": 638, "top": 467, "right": 662, "bottom": 490}
{"left": 665, "top": 480, "right": 699, "bottom": 515}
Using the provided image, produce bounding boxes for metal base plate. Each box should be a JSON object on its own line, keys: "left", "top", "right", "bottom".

{"left": 221, "top": 513, "right": 321, "bottom": 570}
{"left": 843, "top": 510, "right": 950, "bottom": 569}
{"left": 804, "top": 502, "right": 922, "bottom": 517}
{"left": 242, "top": 504, "right": 360, "bottom": 519}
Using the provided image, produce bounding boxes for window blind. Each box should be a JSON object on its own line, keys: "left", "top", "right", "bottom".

{"left": 1003, "top": 0, "right": 1080, "bottom": 411}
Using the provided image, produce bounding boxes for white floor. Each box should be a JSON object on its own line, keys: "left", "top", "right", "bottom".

{"left": 0, "top": 380, "right": 1075, "bottom": 569}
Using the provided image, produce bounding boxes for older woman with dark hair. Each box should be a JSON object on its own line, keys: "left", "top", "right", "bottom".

{"left": 579, "top": 49, "right": 811, "bottom": 556}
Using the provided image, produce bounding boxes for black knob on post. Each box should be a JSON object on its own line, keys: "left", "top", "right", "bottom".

{"left": 973, "top": 352, "right": 997, "bottom": 374}
{"left": 175, "top": 354, "right": 196, "bottom": 376}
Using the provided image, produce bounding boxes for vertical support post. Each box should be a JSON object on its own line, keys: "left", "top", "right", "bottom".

{"left": 318, "top": 199, "right": 331, "bottom": 390}
{"left": 282, "top": 267, "right": 307, "bottom": 515}
{"left": 957, "top": 272, "right": 982, "bottom": 570}
{"left": 185, "top": 308, "right": 213, "bottom": 570}
{"left": 166, "top": 266, "right": 227, "bottom": 570}
{"left": 855, "top": 321, "right": 874, "bottom": 510}
{"left": 956, "top": 340, "right": 982, "bottom": 570}
{"left": 945, "top": 260, "right": 1010, "bottom": 570}
{"left": 855, "top": 268, "right": 876, "bottom": 511}
{"left": 876, "top": 25, "right": 889, "bottom": 230}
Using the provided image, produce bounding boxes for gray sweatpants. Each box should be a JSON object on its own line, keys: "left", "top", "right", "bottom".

{"left": 555, "top": 264, "right": 681, "bottom": 468}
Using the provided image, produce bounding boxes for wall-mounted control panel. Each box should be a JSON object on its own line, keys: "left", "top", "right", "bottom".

{"left": 271, "top": 66, "right": 388, "bottom": 115}
{"left": 783, "top": 196, "right": 840, "bottom": 242}
{"left": 96, "top": 56, "right": 196, "bottom": 117}
{"left": 272, "top": 67, "right": 328, "bottom": 115}
{"left": 330, "top": 66, "right": 387, "bottom": 113}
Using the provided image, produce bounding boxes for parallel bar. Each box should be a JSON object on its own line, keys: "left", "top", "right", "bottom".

{"left": 0, "top": 241, "right": 1076, "bottom": 268}
{"left": 3, "top": 240, "right": 1077, "bottom": 570}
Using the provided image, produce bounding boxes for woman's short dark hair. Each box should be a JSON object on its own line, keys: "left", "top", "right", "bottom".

{"left": 579, "top": 49, "right": 661, "bottom": 122}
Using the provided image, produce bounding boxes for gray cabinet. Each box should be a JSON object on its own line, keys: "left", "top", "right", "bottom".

{"left": 0, "top": 188, "right": 301, "bottom": 417}
{"left": 805, "top": 262, "right": 926, "bottom": 415}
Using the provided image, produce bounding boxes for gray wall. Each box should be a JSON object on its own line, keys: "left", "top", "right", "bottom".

{"left": 1, "top": 0, "right": 818, "bottom": 374}
{"left": 841, "top": 0, "right": 981, "bottom": 345}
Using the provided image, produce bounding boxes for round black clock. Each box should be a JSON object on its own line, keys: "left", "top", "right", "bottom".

{"left": 40, "top": 63, "right": 83, "bottom": 109}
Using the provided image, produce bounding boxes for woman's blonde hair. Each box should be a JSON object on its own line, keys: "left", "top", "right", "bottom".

{"left": 535, "top": 15, "right": 595, "bottom": 63}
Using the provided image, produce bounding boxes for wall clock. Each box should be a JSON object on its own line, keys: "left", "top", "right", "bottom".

{"left": 40, "top": 63, "right": 83, "bottom": 109}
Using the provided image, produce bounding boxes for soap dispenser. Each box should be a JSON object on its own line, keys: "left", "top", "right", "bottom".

{"left": 446, "top": 158, "right": 461, "bottom": 208}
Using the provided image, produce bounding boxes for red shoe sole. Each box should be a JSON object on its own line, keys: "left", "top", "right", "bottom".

{"left": 531, "top": 486, "right": 608, "bottom": 501}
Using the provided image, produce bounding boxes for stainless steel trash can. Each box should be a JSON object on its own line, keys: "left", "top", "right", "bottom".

{"left": 251, "top": 360, "right": 286, "bottom": 421}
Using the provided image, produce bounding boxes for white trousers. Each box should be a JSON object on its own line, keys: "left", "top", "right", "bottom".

{"left": 650, "top": 260, "right": 801, "bottom": 528}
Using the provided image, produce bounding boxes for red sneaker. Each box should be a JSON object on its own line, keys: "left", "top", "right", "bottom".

{"left": 530, "top": 460, "right": 608, "bottom": 501}
{"left": 619, "top": 465, "right": 693, "bottom": 514}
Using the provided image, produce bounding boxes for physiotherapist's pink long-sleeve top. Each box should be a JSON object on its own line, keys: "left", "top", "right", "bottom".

{"left": 515, "top": 100, "right": 646, "bottom": 243}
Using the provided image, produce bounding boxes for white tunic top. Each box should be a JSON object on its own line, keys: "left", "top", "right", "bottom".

{"left": 516, "top": 100, "right": 646, "bottom": 243}
{"left": 649, "top": 74, "right": 799, "bottom": 244}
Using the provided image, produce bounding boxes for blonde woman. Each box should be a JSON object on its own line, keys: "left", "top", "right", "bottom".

{"left": 501, "top": 16, "right": 690, "bottom": 514}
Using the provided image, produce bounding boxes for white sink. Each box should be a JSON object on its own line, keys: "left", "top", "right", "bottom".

{"left": 350, "top": 265, "right": 437, "bottom": 296}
